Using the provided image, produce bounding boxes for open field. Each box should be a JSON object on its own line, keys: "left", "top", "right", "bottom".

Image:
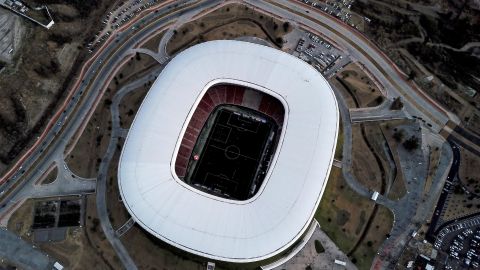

{"left": 459, "top": 147, "right": 480, "bottom": 196}
{"left": 350, "top": 205, "right": 393, "bottom": 270}
{"left": 0, "top": 0, "right": 118, "bottom": 176}
{"left": 351, "top": 125, "right": 383, "bottom": 192}
{"left": 167, "top": 3, "right": 291, "bottom": 55}
{"left": 352, "top": 0, "right": 480, "bottom": 133}
{"left": 65, "top": 54, "right": 158, "bottom": 178}
{"left": 424, "top": 144, "right": 441, "bottom": 197}
{"left": 7, "top": 198, "right": 34, "bottom": 238}
{"left": 381, "top": 121, "right": 408, "bottom": 200}
{"left": 7, "top": 196, "right": 119, "bottom": 269}
{"left": 443, "top": 189, "right": 480, "bottom": 221}
{"left": 338, "top": 63, "right": 383, "bottom": 107}
{"left": 36, "top": 164, "right": 57, "bottom": 185}
{"left": 315, "top": 167, "right": 375, "bottom": 257}
{"left": 362, "top": 123, "right": 396, "bottom": 194}
{"left": 118, "top": 86, "right": 149, "bottom": 129}
{"left": 105, "top": 138, "right": 129, "bottom": 230}
{"left": 140, "top": 30, "right": 165, "bottom": 52}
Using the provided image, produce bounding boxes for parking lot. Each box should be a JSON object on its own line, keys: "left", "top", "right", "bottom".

{"left": 292, "top": 30, "right": 350, "bottom": 77}
{"left": 87, "top": 0, "right": 161, "bottom": 53}
{"left": 434, "top": 220, "right": 480, "bottom": 269}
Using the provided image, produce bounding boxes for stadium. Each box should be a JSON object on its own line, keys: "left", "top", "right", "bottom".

{"left": 118, "top": 40, "right": 339, "bottom": 263}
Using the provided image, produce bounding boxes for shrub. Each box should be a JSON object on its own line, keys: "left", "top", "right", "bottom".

{"left": 314, "top": 240, "right": 325, "bottom": 253}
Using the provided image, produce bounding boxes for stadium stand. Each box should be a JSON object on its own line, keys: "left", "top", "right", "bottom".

{"left": 175, "top": 84, "right": 284, "bottom": 178}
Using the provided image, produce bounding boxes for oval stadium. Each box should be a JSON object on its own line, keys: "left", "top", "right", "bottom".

{"left": 118, "top": 40, "right": 339, "bottom": 263}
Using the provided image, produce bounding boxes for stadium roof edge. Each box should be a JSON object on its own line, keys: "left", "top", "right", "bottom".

{"left": 118, "top": 40, "right": 339, "bottom": 262}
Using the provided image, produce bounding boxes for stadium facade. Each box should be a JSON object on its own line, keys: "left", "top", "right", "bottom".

{"left": 118, "top": 40, "right": 339, "bottom": 263}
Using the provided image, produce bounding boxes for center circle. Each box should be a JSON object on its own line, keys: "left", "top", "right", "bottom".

{"left": 225, "top": 145, "right": 241, "bottom": 160}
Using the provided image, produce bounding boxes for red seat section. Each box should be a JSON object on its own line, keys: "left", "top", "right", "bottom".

{"left": 233, "top": 86, "right": 245, "bottom": 105}
{"left": 175, "top": 84, "right": 284, "bottom": 178}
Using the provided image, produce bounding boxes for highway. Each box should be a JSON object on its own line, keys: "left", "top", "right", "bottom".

{"left": 0, "top": 0, "right": 219, "bottom": 268}
{"left": 0, "top": 0, "right": 475, "bottom": 269}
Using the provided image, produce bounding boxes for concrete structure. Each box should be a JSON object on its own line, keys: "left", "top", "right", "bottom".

{"left": 118, "top": 40, "right": 339, "bottom": 263}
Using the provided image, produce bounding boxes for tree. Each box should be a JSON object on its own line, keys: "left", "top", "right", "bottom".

{"left": 390, "top": 97, "right": 404, "bottom": 110}
{"left": 403, "top": 135, "right": 419, "bottom": 151}
{"left": 393, "top": 129, "right": 404, "bottom": 142}
{"left": 408, "top": 70, "right": 416, "bottom": 80}
{"left": 314, "top": 240, "right": 325, "bottom": 253}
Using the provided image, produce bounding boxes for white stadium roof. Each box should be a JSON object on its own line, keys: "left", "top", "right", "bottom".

{"left": 118, "top": 40, "right": 339, "bottom": 262}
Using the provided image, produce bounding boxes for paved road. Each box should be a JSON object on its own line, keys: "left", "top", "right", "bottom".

{"left": 426, "top": 141, "right": 460, "bottom": 242}
{"left": 0, "top": 228, "right": 53, "bottom": 270}
{"left": 96, "top": 66, "right": 163, "bottom": 270}
{"left": 0, "top": 0, "right": 468, "bottom": 269}
{"left": 349, "top": 100, "right": 408, "bottom": 123}
{"left": 246, "top": 0, "right": 454, "bottom": 132}
{"left": 0, "top": 0, "right": 212, "bottom": 267}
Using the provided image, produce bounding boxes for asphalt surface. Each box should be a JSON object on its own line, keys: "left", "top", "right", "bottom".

{"left": 349, "top": 100, "right": 408, "bottom": 123}
{"left": 426, "top": 141, "right": 460, "bottom": 242}
{"left": 0, "top": 0, "right": 211, "bottom": 268}
{"left": 0, "top": 227, "right": 53, "bottom": 270}
{"left": 0, "top": 0, "right": 471, "bottom": 269}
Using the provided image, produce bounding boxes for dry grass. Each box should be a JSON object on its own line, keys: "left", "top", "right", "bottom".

{"left": 140, "top": 30, "right": 165, "bottom": 52}
{"left": 338, "top": 63, "right": 383, "bottom": 108}
{"left": 350, "top": 206, "right": 393, "bottom": 270}
{"left": 459, "top": 148, "right": 480, "bottom": 194}
{"left": 36, "top": 164, "right": 58, "bottom": 185}
{"left": 0, "top": 0, "right": 117, "bottom": 175}
{"left": 105, "top": 138, "right": 130, "bottom": 230}
{"left": 424, "top": 145, "right": 441, "bottom": 197}
{"left": 381, "top": 122, "right": 407, "bottom": 200}
{"left": 351, "top": 125, "right": 383, "bottom": 192}
{"left": 316, "top": 167, "right": 375, "bottom": 253}
{"left": 7, "top": 199, "right": 34, "bottom": 238}
{"left": 118, "top": 87, "right": 149, "bottom": 129}
{"left": 65, "top": 54, "right": 158, "bottom": 178}
{"left": 443, "top": 192, "right": 480, "bottom": 221}
{"left": 167, "top": 3, "right": 291, "bottom": 55}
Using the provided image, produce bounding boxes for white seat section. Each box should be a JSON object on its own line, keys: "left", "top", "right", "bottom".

{"left": 118, "top": 40, "right": 339, "bottom": 262}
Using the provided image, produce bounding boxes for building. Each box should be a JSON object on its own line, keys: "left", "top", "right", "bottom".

{"left": 118, "top": 40, "right": 339, "bottom": 263}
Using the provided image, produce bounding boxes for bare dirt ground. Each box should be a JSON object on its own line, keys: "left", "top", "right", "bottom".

{"left": 316, "top": 167, "right": 393, "bottom": 269}
{"left": 443, "top": 190, "right": 480, "bottom": 221}
{"left": 36, "top": 164, "right": 58, "bottom": 185}
{"left": 459, "top": 147, "right": 480, "bottom": 195}
{"left": 105, "top": 138, "right": 129, "bottom": 230}
{"left": 7, "top": 198, "right": 34, "bottom": 238}
{"left": 424, "top": 145, "right": 441, "bottom": 197}
{"left": 118, "top": 87, "right": 149, "bottom": 129}
{"left": 7, "top": 195, "right": 120, "bottom": 269}
{"left": 65, "top": 54, "right": 158, "bottom": 178}
{"left": 351, "top": 125, "right": 383, "bottom": 192}
{"left": 140, "top": 31, "right": 165, "bottom": 52}
{"left": 338, "top": 63, "right": 384, "bottom": 107}
{"left": 167, "top": 3, "right": 291, "bottom": 55}
{"left": 350, "top": 205, "right": 393, "bottom": 270}
{"left": 381, "top": 121, "right": 408, "bottom": 200}
{"left": 0, "top": 9, "right": 23, "bottom": 63}
{"left": 316, "top": 167, "right": 375, "bottom": 258}
{"left": 0, "top": 0, "right": 117, "bottom": 176}
{"left": 352, "top": 0, "right": 480, "bottom": 133}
